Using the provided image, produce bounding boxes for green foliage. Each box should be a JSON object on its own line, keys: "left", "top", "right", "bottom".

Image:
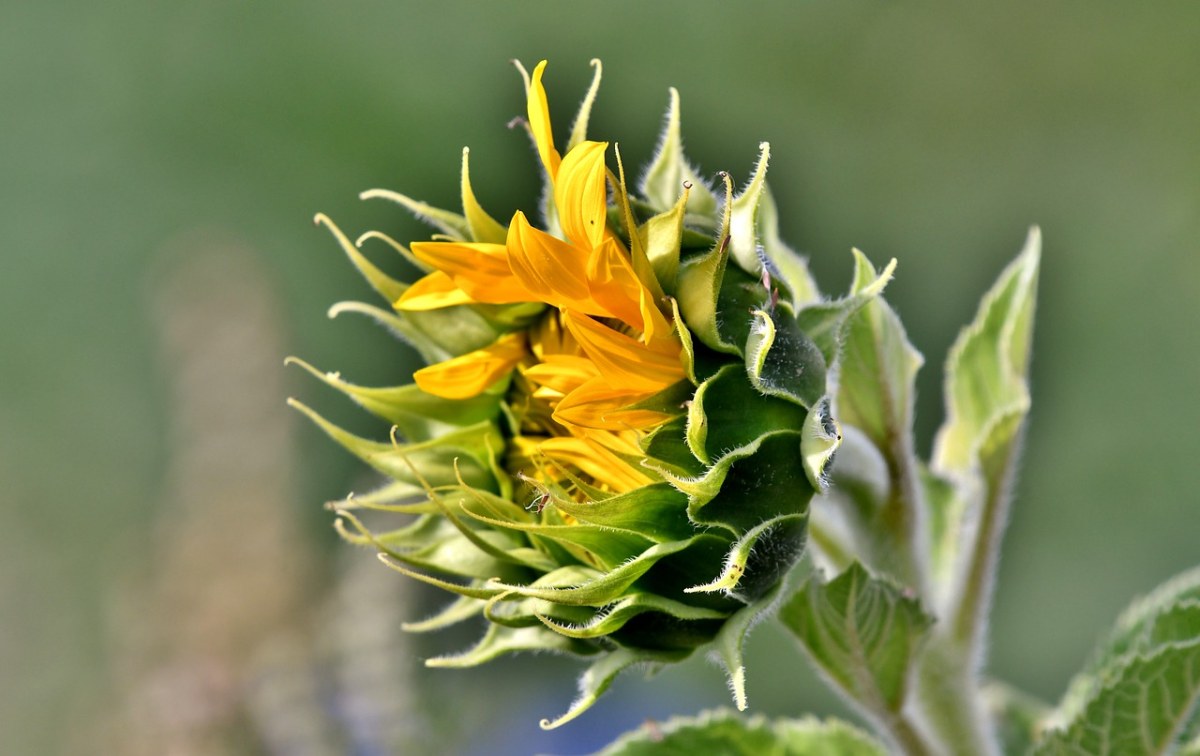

{"left": 1034, "top": 568, "right": 1200, "bottom": 755}
{"left": 780, "top": 562, "right": 933, "bottom": 718}
{"left": 293, "top": 56, "right": 1200, "bottom": 756}
{"left": 590, "top": 710, "right": 886, "bottom": 756}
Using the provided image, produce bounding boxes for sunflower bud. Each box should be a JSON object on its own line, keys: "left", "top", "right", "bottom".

{"left": 291, "top": 59, "right": 892, "bottom": 728}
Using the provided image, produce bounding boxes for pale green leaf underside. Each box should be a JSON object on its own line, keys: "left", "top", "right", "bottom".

{"left": 591, "top": 709, "right": 887, "bottom": 756}
{"left": 1035, "top": 639, "right": 1200, "bottom": 756}
{"left": 779, "top": 562, "right": 933, "bottom": 715}
{"left": 933, "top": 227, "right": 1040, "bottom": 473}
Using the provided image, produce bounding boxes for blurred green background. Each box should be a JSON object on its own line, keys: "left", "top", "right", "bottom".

{"left": 4, "top": 1, "right": 1199, "bottom": 753}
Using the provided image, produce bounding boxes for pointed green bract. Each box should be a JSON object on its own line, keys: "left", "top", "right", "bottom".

{"left": 801, "top": 396, "right": 842, "bottom": 491}
{"left": 728, "top": 142, "right": 771, "bottom": 276}
{"left": 640, "top": 87, "right": 719, "bottom": 222}
{"left": 286, "top": 357, "right": 501, "bottom": 441}
{"left": 687, "top": 365, "right": 807, "bottom": 465}
{"left": 360, "top": 187, "right": 472, "bottom": 240}
{"left": 745, "top": 306, "right": 827, "bottom": 409}
{"left": 541, "top": 646, "right": 692, "bottom": 730}
{"left": 759, "top": 185, "right": 820, "bottom": 309}
{"left": 460, "top": 147, "right": 508, "bottom": 244}
{"left": 835, "top": 251, "right": 923, "bottom": 460}
{"left": 796, "top": 253, "right": 896, "bottom": 366}
{"left": 316, "top": 213, "right": 409, "bottom": 303}
{"left": 676, "top": 231, "right": 736, "bottom": 354}
{"left": 639, "top": 183, "right": 690, "bottom": 291}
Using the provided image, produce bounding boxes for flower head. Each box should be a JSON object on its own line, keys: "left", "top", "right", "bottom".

{"left": 290, "top": 60, "right": 888, "bottom": 727}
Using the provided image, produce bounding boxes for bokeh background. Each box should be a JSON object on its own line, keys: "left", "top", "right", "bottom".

{"left": 4, "top": 1, "right": 1199, "bottom": 753}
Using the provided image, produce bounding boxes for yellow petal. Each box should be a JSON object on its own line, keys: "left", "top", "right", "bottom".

{"left": 527, "top": 60, "right": 561, "bottom": 178}
{"left": 536, "top": 436, "right": 654, "bottom": 492}
{"left": 554, "top": 140, "right": 609, "bottom": 250}
{"left": 562, "top": 311, "right": 684, "bottom": 393}
{"left": 554, "top": 377, "right": 669, "bottom": 431}
{"left": 506, "top": 211, "right": 593, "bottom": 308}
{"left": 413, "top": 332, "right": 526, "bottom": 399}
{"left": 586, "top": 237, "right": 673, "bottom": 341}
{"left": 409, "top": 240, "right": 533, "bottom": 304}
{"left": 528, "top": 310, "right": 579, "bottom": 359}
{"left": 523, "top": 354, "right": 598, "bottom": 397}
{"left": 394, "top": 270, "right": 476, "bottom": 311}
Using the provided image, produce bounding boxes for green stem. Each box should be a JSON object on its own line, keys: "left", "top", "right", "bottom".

{"left": 915, "top": 638, "right": 1000, "bottom": 755}
{"left": 910, "top": 431, "right": 1025, "bottom": 755}
{"left": 881, "top": 426, "right": 932, "bottom": 599}
{"left": 949, "top": 431, "right": 1022, "bottom": 652}
{"left": 881, "top": 711, "right": 940, "bottom": 756}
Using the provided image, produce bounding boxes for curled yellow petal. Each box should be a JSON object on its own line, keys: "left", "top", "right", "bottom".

{"left": 527, "top": 60, "right": 561, "bottom": 178}
{"left": 554, "top": 377, "right": 670, "bottom": 431}
{"left": 555, "top": 140, "right": 609, "bottom": 250}
{"left": 413, "top": 332, "right": 527, "bottom": 399}
{"left": 562, "top": 311, "right": 683, "bottom": 393}
{"left": 534, "top": 436, "right": 654, "bottom": 492}
{"left": 523, "top": 354, "right": 598, "bottom": 398}
{"left": 586, "top": 237, "right": 673, "bottom": 341}
{"left": 409, "top": 240, "right": 533, "bottom": 304}
{"left": 395, "top": 270, "right": 476, "bottom": 311}
{"left": 506, "top": 211, "right": 593, "bottom": 308}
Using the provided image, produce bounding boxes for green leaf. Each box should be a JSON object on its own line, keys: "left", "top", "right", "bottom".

{"left": 1034, "top": 639, "right": 1200, "bottom": 756}
{"left": 933, "top": 227, "right": 1041, "bottom": 475}
{"left": 1052, "top": 567, "right": 1200, "bottom": 733}
{"left": 591, "top": 710, "right": 887, "bottom": 756}
{"left": 745, "top": 306, "right": 827, "bottom": 409}
{"left": 779, "top": 562, "right": 933, "bottom": 716}
{"left": 639, "top": 87, "right": 719, "bottom": 222}
{"left": 835, "top": 250, "right": 924, "bottom": 465}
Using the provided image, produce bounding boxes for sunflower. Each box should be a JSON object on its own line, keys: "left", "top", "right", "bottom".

{"left": 290, "top": 59, "right": 888, "bottom": 728}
